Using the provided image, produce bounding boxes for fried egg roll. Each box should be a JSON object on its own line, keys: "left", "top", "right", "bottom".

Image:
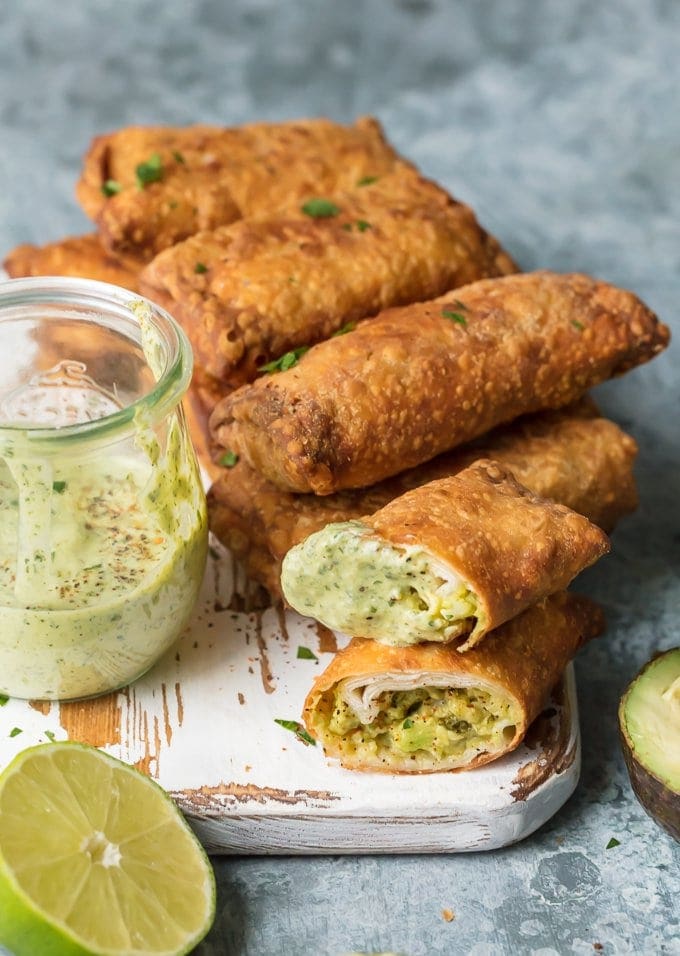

{"left": 139, "top": 170, "right": 516, "bottom": 388}
{"left": 210, "top": 271, "right": 668, "bottom": 494}
{"left": 303, "top": 592, "right": 604, "bottom": 773}
{"left": 281, "top": 459, "right": 609, "bottom": 649}
{"left": 207, "top": 406, "right": 638, "bottom": 597}
{"left": 76, "top": 117, "right": 403, "bottom": 259}
{"left": 3, "top": 234, "right": 143, "bottom": 292}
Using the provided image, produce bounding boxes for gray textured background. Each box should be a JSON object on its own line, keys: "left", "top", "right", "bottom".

{"left": 1, "top": 2, "right": 679, "bottom": 954}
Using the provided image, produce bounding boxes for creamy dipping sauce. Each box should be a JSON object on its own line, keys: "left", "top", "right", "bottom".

{"left": 0, "top": 423, "right": 207, "bottom": 700}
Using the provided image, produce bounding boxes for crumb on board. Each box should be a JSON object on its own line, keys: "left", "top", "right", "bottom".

{"left": 593, "top": 945, "right": 604, "bottom": 952}
{"left": 442, "top": 908, "right": 455, "bottom": 922}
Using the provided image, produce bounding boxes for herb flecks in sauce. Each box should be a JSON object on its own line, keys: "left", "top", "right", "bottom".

{"left": 0, "top": 426, "right": 207, "bottom": 700}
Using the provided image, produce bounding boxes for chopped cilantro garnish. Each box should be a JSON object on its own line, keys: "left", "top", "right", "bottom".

{"left": 274, "top": 718, "right": 316, "bottom": 746}
{"left": 357, "top": 176, "right": 378, "bottom": 186}
{"left": 52, "top": 481, "right": 67, "bottom": 494}
{"left": 301, "top": 198, "right": 341, "bottom": 218}
{"left": 45, "top": 730, "right": 56, "bottom": 742}
{"left": 219, "top": 451, "right": 239, "bottom": 468}
{"left": 342, "top": 223, "right": 353, "bottom": 232}
{"left": 136, "top": 153, "right": 163, "bottom": 189}
{"left": 172, "top": 150, "right": 186, "bottom": 164}
{"left": 258, "top": 346, "right": 309, "bottom": 374}
{"left": 332, "top": 322, "right": 356, "bottom": 337}
{"left": 452, "top": 299, "right": 469, "bottom": 311}
{"left": 101, "top": 179, "right": 122, "bottom": 197}
{"left": 571, "top": 320, "right": 585, "bottom": 331}
{"left": 606, "top": 837, "right": 620, "bottom": 849}
{"left": 442, "top": 310, "right": 467, "bottom": 326}
{"left": 402, "top": 718, "right": 414, "bottom": 729}
{"left": 356, "top": 220, "right": 371, "bottom": 232}
{"left": 297, "top": 646, "right": 318, "bottom": 661}
{"left": 194, "top": 262, "right": 208, "bottom": 274}
{"left": 9, "top": 727, "right": 22, "bottom": 738}
{"left": 0, "top": 694, "right": 9, "bottom": 706}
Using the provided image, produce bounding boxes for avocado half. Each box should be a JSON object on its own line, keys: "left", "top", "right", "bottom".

{"left": 619, "top": 647, "right": 680, "bottom": 842}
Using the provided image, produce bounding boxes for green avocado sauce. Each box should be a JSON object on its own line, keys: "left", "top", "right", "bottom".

{"left": 281, "top": 520, "right": 478, "bottom": 645}
{"left": 0, "top": 420, "right": 207, "bottom": 701}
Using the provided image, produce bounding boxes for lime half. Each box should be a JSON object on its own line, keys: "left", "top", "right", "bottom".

{"left": 0, "top": 742, "right": 215, "bottom": 955}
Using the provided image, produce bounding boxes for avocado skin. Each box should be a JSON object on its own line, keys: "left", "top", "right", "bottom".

{"left": 620, "top": 722, "right": 680, "bottom": 842}
{"left": 618, "top": 651, "right": 680, "bottom": 844}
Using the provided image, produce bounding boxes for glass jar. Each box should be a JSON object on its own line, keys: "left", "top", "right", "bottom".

{"left": 0, "top": 278, "right": 208, "bottom": 701}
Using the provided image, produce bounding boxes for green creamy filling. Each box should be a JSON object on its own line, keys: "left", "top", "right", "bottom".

{"left": 281, "top": 521, "right": 479, "bottom": 645}
{"left": 324, "top": 686, "right": 518, "bottom": 763}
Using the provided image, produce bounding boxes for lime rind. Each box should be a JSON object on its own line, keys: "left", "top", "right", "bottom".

{"left": 0, "top": 742, "right": 216, "bottom": 956}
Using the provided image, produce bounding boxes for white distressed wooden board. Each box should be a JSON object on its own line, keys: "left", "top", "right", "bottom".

{"left": 0, "top": 542, "right": 580, "bottom": 854}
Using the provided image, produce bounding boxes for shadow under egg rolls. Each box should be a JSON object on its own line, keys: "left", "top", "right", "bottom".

{"left": 3, "top": 234, "right": 143, "bottom": 292}
{"left": 281, "top": 459, "right": 609, "bottom": 650}
{"left": 303, "top": 592, "right": 604, "bottom": 773}
{"left": 76, "top": 117, "right": 404, "bottom": 259}
{"left": 139, "top": 169, "right": 517, "bottom": 389}
{"left": 207, "top": 405, "right": 639, "bottom": 598}
{"left": 210, "top": 271, "right": 668, "bottom": 494}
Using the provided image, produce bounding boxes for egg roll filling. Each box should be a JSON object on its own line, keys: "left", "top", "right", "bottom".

{"left": 281, "top": 520, "right": 479, "bottom": 645}
{"left": 311, "top": 678, "right": 520, "bottom": 767}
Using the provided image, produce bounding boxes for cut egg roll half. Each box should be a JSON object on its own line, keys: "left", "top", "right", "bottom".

{"left": 282, "top": 459, "right": 609, "bottom": 650}
{"left": 303, "top": 592, "right": 604, "bottom": 773}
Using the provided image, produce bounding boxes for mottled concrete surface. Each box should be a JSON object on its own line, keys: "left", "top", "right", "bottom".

{"left": 1, "top": 2, "right": 679, "bottom": 954}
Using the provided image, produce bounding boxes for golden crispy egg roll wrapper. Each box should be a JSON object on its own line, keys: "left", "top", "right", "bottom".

{"left": 281, "top": 459, "right": 609, "bottom": 649}
{"left": 76, "top": 117, "right": 403, "bottom": 259}
{"left": 139, "top": 169, "right": 516, "bottom": 388}
{"left": 210, "top": 271, "right": 668, "bottom": 494}
{"left": 303, "top": 592, "right": 604, "bottom": 773}
{"left": 208, "top": 405, "right": 638, "bottom": 597}
{"left": 3, "top": 234, "right": 143, "bottom": 292}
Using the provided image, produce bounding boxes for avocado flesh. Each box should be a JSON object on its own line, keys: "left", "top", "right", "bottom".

{"left": 281, "top": 520, "right": 479, "bottom": 646}
{"left": 317, "top": 684, "right": 519, "bottom": 769}
{"left": 620, "top": 647, "right": 680, "bottom": 842}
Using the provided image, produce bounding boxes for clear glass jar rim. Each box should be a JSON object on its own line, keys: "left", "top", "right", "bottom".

{"left": 0, "top": 276, "right": 193, "bottom": 446}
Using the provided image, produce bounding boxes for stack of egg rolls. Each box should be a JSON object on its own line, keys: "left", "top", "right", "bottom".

{"left": 208, "top": 268, "right": 668, "bottom": 774}
{"left": 2, "top": 115, "right": 671, "bottom": 776}
{"left": 4, "top": 116, "right": 517, "bottom": 479}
